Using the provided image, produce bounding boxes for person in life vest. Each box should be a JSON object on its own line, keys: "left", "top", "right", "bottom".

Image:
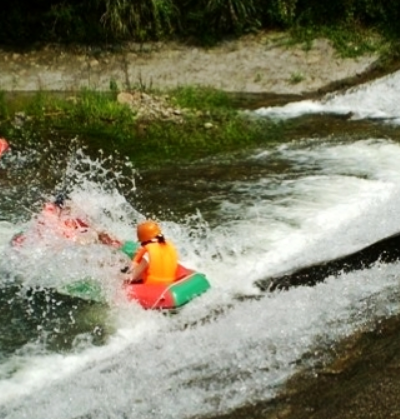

{"left": 37, "top": 194, "right": 93, "bottom": 243}
{"left": 0, "top": 138, "right": 9, "bottom": 159}
{"left": 37, "top": 194, "right": 121, "bottom": 246}
{"left": 127, "top": 220, "right": 178, "bottom": 284}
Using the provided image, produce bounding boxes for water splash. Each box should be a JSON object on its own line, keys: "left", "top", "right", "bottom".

{"left": 3, "top": 133, "right": 400, "bottom": 418}
{"left": 254, "top": 70, "right": 400, "bottom": 124}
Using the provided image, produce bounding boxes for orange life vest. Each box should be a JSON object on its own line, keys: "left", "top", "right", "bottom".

{"left": 133, "top": 241, "right": 178, "bottom": 284}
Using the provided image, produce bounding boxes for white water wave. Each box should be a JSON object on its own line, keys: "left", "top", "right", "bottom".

{"left": 2, "top": 138, "right": 400, "bottom": 418}
{"left": 1, "top": 261, "right": 400, "bottom": 419}
{"left": 254, "top": 70, "right": 400, "bottom": 123}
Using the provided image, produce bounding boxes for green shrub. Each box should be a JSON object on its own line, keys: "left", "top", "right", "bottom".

{"left": 69, "top": 89, "right": 134, "bottom": 124}
{"left": 177, "top": 0, "right": 262, "bottom": 40}
{"left": 99, "top": 0, "right": 178, "bottom": 40}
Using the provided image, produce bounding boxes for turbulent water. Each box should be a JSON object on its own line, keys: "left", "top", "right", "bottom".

{"left": 2, "top": 71, "right": 400, "bottom": 419}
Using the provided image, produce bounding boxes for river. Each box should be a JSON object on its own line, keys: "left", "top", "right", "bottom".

{"left": 1, "top": 70, "right": 400, "bottom": 419}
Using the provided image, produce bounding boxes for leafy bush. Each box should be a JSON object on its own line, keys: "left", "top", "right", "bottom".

{"left": 0, "top": 0, "right": 400, "bottom": 45}
{"left": 262, "top": 0, "right": 298, "bottom": 27}
{"left": 99, "top": 0, "right": 178, "bottom": 40}
{"left": 178, "top": 0, "right": 262, "bottom": 38}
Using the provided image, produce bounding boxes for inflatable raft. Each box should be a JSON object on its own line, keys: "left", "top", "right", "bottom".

{"left": 58, "top": 240, "right": 211, "bottom": 309}
{"left": 11, "top": 216, "right": 211, "bottom": 310}
{"left": 123, "top": 263, "right": 210, "bottom": 309}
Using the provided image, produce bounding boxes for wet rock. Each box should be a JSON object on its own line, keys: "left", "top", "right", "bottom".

{"left": 259, "top": 231, "right": 400, "bottom": 292}
{"left": 116, "top": 92, "right": 133, "bottom": 106}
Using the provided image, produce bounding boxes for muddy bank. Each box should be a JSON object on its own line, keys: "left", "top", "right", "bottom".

{"left": 0, "top": 32, "right": 384, "bottom": 102}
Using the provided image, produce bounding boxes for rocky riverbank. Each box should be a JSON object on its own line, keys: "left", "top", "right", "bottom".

{"left": 0, "top": 32, "right": 382, "bottom": 98}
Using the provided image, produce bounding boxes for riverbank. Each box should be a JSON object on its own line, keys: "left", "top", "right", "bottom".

{"left": 0, "top": 31, "right": 387, "bottom": 101}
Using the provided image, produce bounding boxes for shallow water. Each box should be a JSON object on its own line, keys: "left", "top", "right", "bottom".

{"left": 2, "top": 71, "right": 400, "bottom": 419}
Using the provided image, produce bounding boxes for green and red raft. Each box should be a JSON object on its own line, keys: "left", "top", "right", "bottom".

{"left": 58, "top": 240, "right": 211, "bottom": 310}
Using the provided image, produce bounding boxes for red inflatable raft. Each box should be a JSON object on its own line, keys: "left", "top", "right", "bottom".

{"left": 123, "top": 263, "right": 211, "bottom": 309}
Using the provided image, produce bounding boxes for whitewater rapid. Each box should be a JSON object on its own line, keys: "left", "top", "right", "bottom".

{"left": 1, "top": 70, "right": 400, "bottom": 419}
{"left": 254, "top": 70, "right": 400, "bottom": 124}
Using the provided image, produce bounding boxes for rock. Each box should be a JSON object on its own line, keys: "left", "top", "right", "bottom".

{"left": 117, "top": 92, "right": 134, "bottom": 106}
{"left": 116, "top": 90, "right": 185, "bottom": 122}
{"left": 141, "top": 92, "right": 152, "bottom": 102}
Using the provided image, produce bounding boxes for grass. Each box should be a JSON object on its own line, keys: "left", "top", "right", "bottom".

{"left": 170, "top": 85, "right": 234, "bottom": 111}
{"left": 0, "top": 86, "right": 282, "bottom": 168}
{"left": 289, "top": 72, "right": 305, "bottom": 84}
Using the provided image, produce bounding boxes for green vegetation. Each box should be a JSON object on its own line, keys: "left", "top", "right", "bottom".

{"left": 0, "top": 91, "right": 8, "bottom": 119}
{"left": 170, "top": 86, "right": 233, "bottom": 111}
{"left": 289, "top": 24, "right": 388, "bottom": 58}
{"left": 1, "top": 0, "right": 400, "bottom": 46}
{"left": 0, "top": 87, "right": 282, "bottom": 168}
{"left": 289, "top": 71, "right": 305, "bottom": 84}
{"left": 1, "top": 1, "right": 399, "bottom": 169}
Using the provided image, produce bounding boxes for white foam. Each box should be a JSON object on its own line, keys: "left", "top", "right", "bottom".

{"left": 3, "top": 137, "right": 400, "bottom": 418}
{"left": 2, "top": 261, "right": 400, "bottom": 419}
{"left": 254, "top": 70, "right": 400, "bottom": 123}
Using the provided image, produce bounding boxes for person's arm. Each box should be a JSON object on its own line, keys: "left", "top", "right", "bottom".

{"left": 67, "top": 203, "right": 120, "bottom": 245}
{"left": 97, "top": 231, "right": 122, "bottom": 247}
{"left": 128, "top": 258, "right": 148, "bottom": 283}
{"left": 124, "top": 246, "right": 148, "bottom": 283}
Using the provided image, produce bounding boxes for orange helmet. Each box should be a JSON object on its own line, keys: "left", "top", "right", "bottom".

{"left": 137, "top": 220, "right": 162, "bottom": 242}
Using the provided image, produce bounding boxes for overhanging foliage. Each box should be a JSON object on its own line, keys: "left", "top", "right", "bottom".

{"left": 0, "top": 0, "right": 399, "bottom": 45}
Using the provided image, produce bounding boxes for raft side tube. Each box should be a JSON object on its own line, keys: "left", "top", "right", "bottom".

{"left": 124, "top": 283, "right": 176, "bottom": 309}
{"left": 169, "top": 273, "right": 211, "bottom": 307}
{"left": 124, "top": 272, "right": 211, "bottom": 309}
